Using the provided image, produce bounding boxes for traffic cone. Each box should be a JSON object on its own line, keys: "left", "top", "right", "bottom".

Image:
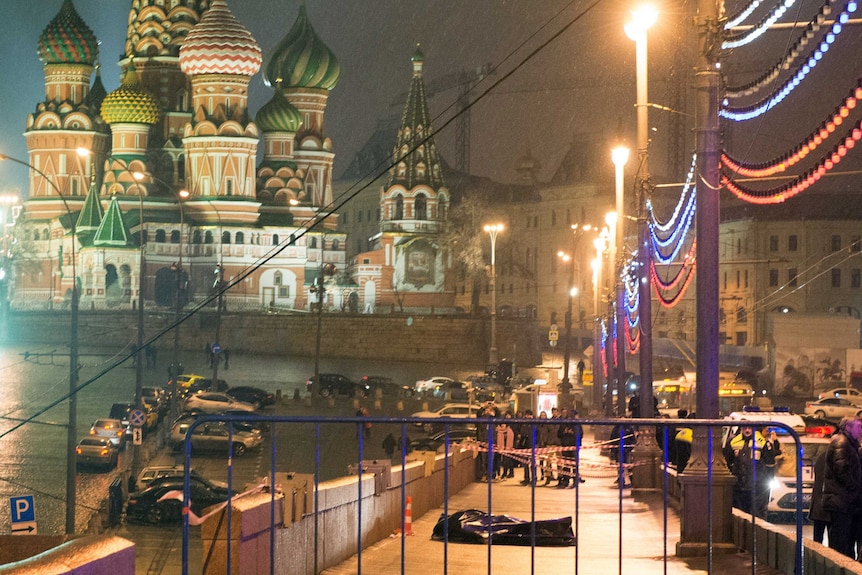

{"left": 404, "top": 496, "right": 414, "bottom": 536}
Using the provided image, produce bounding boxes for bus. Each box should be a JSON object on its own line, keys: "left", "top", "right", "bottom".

{"left": 653, "top": 374, "right": 755, "bottom": 416}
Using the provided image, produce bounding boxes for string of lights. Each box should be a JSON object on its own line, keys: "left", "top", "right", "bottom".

{"left": 722, "top": 79, "right": 862, "bottom": 177}
{"left": 720, "top": 4, "right": 855, "bottom": 121}
{"left": 722, "top": 0, "right": 805, "bottom": 49}
{"left": 647, "top": 154, "right": 697, "bottom": 233}
{"left": 725, "top": 0, "right": 766, "bottom": 29}
{"left": 724, "top": 0, "right": 843, "bottom": 98}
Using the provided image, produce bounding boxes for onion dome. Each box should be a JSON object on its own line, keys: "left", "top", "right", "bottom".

{"left": 37, "top": 0, "right": 98, "bottom": 66}
{"left": 255, "top": 87, "right": 302, "bottom": 133}
{"left": 263, "top": 4, "right": 339, "bottom": 90}
{"left": 179, "top": 0, "right": 262, "bottom": 77}
{"left": 101, "top": 65, "right": 160, "bottom": 125}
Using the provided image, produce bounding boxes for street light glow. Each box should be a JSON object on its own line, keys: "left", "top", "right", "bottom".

{"left": 612, "top": 145, "right": 630, "bottom": 167}
{"left": 483, "top": 223, "right": 504, "bottom": 233}
{"left": 624, "top": 4, "right": 658, "bottom": 41}
{"left": 605, "top": 212, "right": 618, "bottom": 227}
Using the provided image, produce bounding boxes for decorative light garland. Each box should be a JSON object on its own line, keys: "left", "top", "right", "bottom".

{"left": 722, "top": 0, "right": 802, "bottom": 49}
{"left": 725, "top": 0, "right": 765, "bottom": 29}
{"left": 648, "top": 154, "right": 697, "bottom": 233}
{"left": 654, "top": 260, "right": 698, "bottom": 308}
{"left": 722, "top": 79, "right": 862, "bottom": 177}
{"left": 651, "top": 242, "right": 697, "bottom": 291}
{"left": 723, "top": 115, "right": 862, "bottom": 203}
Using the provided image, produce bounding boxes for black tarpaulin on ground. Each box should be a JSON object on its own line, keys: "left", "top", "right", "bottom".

{"left": 431, "top": 509, "right": 575, "bottom": 546}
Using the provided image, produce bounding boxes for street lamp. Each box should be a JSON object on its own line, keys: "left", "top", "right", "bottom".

{"left": 0, "top": 147, "right": 89, "bottom": 534}
{"left": 557, "top": 223, "right": 593, "bottom": 390}
{"left": 625, "top": 3, "right": 657, "bottom": 419}
{"left": 483, "top": 223, "right": 504, "bottom": 366}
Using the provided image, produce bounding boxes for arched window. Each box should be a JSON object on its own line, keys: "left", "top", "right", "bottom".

{"left": 205, "top": 231, "right": 213, "bottom": 244}
{"left": 272, "top": 234, "right": 279, "bottom": 246}
{"left": 193, "top": 230, "right": 202, "bottom": 244}
{"left": 309, "top": 237, "right": 317, "bottom": 249}
{"left": 222, "top": 231, "right": 231, "bottom": 244}
{"left": 332, "top": 239, "right": 339, "bottom": 251}
{"left": 178, "top": 154, "right": 186, "bottom": 180}
{"left": 415, "top": 194, "right": 427, "bottom": 220}
{"left": 394, "top": 196, "right": 404, "bottom": 220}
{"left": 235, "top": 231, "right": 244, "bottom": 244}
{"left": 170, "top": 230, "right": 180, "bottom": 244}
{"left": 33, "top": 230, "right": 40, "bottom": 241}
{"left": 155, "top": 229, "right": 167, "bottom": 243}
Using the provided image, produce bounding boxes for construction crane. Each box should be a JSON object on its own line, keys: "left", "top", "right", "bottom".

{"left": 391, "top": 63, "right": 493, "bottom": 174}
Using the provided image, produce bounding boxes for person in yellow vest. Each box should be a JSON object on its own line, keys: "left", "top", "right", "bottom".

{"left": 674, "top": 425, "right": 693, "bottom": 473}
{"left": 724, "top": 425, "right": 774, "bottom": 517}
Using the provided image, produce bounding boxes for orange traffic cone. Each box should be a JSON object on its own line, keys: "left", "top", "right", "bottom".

{"left": 404, "top": 496, "right": 414, "bottom": 536}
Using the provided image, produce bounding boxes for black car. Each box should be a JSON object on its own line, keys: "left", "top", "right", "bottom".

{"left": 227, "top": 385, "right": 276, "bottom": 408}
{"left": 361, "top": 375, "right": 415, "bottom": 397}
{"left": 145, "top": 472, "right": 234, "bottom": 495}
{"left": 306, "top": 373, "right": 366, "bottom": 397}
{"left": 410, "top": 428, "right": 477, "bottom": 452}
{"left": 126, "top": 480, "right": 231, "bottom": 524}
{"left": 185, "top": 378, "right": 228, "bottom": 396}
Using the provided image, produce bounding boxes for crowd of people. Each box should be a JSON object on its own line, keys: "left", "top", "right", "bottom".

{"left": 474, "top": 404, "right": 585, "bottom": 488}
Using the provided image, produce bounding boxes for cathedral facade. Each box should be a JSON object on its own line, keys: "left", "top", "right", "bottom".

{"left": 11, "top": 0, "right": 357, "bottom": 313}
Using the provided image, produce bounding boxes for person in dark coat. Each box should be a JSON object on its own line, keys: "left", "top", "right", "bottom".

{"left": 822, "top": 416, "right": 862, "bottom": 558}
{"left": 555, "top": 408, "right": 584, "bottom": 488}
{"left": 808, "top": 450, "right": 830, "bottom": 545}
{"left": 724, "top": 425, "right": 776, "bottom": 517}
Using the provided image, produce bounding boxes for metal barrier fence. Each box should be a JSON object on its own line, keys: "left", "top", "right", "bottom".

{"left": 176, "top": 415, "right": 808, "bottom": 575}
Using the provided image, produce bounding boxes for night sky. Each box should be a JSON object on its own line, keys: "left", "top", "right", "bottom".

{"left": 1, "top": 0, "right": 860, "bottom": 203}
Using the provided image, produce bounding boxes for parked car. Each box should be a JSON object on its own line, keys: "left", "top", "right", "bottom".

{"left": 146, "top": 472, "right": 231, "bottom": 493}
{"left": 141, "top": 386, "right": 167, "bottom": 417}
{"left": 171, "top": 420, "right": 262, "bottom": 455}
{"left": 126, "top": 480, "right": 230, "bottom": 524}
{"left": 135, "top": 465, "right": 230, "bottom": 492}
{"left": 306, "top": 373, "right": 366, "bottom": 397}
{"left": 75, "top": 437, "right": 119, "bottom": 471}
{"left": 88, "top": 418, "right": 128, "bottom": 448}
{"left": 182, "top": 392, "right": 256, "bottom": 414}
{"left": 186, "top": 378, "right": 229, "bottom": 396}
{"left": 414, "top": 376, "right": 455, "bottom": 394}
{"left": 803, "top": 397, "right": 862, "bottom": 421}
{"left": 227, "top": 386, "right": 275, "bottom": 408}
{"left": 432, "top": 381, "right": 469, "bottom": 401}
{"left": 409, "top": 428, "right": 477, "bottom": 452}
{"left": 411, "top": 402, "right": 485, "bottom": 432}
{"left": 817, "top": 387, "right": 862, "bottom": 404}
{"left": 800, "top": 414, "right": 836, "bottom": 437}
{"left": 361, "top": 375, "right": 415, "bottom": 397}
{"left": 172, "top": 374, "right": 208, "bottom": 397}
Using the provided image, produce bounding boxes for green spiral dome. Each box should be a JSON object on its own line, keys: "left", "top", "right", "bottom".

{"left": 263, "top": 4, "right": 339, "bottom": 91}
{"left": 256, "top": 88, "right": 302, "bottom": 133}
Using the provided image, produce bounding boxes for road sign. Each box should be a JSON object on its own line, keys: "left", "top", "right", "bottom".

{"left": 549, "top": 340, "right": 557, "bottom": 348}
{"left": 550, "top": 324, "right": 558, "bottom": 332}
{"left": 10, "top": 495, "right": 36, "bottom": 535}
{"left": 212, "top": 343, "right": 221, "bottom": 354}
{"left": 548, "top": 330, "right": 559, "bottom": 341}
{"left": 132, "top": 427, "right": 143, "bottom": 446}
{"left": 129, "top": 409, "right": 146, "bottom": 428}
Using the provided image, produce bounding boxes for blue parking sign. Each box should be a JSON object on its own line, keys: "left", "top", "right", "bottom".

{"left": 10, "top": 495, "right": 35, "bottom": 523}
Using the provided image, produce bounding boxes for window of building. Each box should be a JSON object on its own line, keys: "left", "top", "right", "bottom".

{"left": 309, "top": 237, "right": 317, "bottom": 249}
{"left": 226, "top": 179, "right": 233, "bottom": 196}
{"left": 769, "top": 235, "right": 778, "bottom": 251}
{"left": 170, "top": 230, "right": 180, "bottom": 244}
{"left": 832, "top": 268, "right": 841, "bottom": 287}
{"left": 736, "top": 270, "right": 740, "bottom": 288}
{"left": 786, "top": 268, "right": 796, "bottom": 286}
{"left": 155, "top": 229, "right": 167, "bottom": 243}
{"left": 394, "top": 196, "right": 404, "bottom": 220}
{"left": 736, "top": 307, "right": 747, "bottom": 324}
{"left": 193, "top": 230, "right": 202, "bottom": 244}
{"left": 789, "top": 235, "right": 798, "bottom": 251}
{"left": 272, "top": 234, "right": 279, "bottom": 245}
{"left": 832, "top": 235, "right": 842, "bottom": 252}
{"left": 723, "top": 271, "right": 727, "bottom": 290}
{"left": 235, "top": 232, "right": 244, "bottom": 244}
{"left": 222, "top": 231, "right": 231, "bottom": 244}
{"left": 533, "top": 216, "right": 538, "bottom": 228}
{"left": 205, "top": 231, "right": 213, "bottom": 244}
{"left": 415, "top": 195, "right": 427, "bottom": 220}
{"left": 769, "top": 269, "right": 778, "bottom": 286}
{"left": 744, "top": 270, "right": 749, "bottom": 288}
{"left": 736, "top": 238, "right": 741, "bottom": 255}
{"left": 342, "top": 213, "right": 348, "bottom": 225}
{"left": 853, "top": 236, "right": 862, "bottom": 252}
{"left": 332, "top": 240, "right": 340, "bottom": 251}
{"left": 736, "top": 331, "right": 748, "bottom": 346}
{"left": 853, "top": 269, "right": 861, "bottom": 288}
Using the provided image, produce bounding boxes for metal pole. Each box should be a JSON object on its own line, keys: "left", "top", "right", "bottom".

{"left": 171, "top": 198, "right": 184, "bottom": 424}
{"left": 133, "top": 196, "right": 145, "bottom": 476}
{"left": 489, "top": 231, "right": 498, "bottom": 365}
{"left": 212, "top": 265, "right": 223, "bottom": 387}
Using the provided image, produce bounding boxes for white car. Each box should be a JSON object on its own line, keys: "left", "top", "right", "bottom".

{"left": 817, "top": 387, "right": 862, "bottom": 404}
{"left": 415, "top": 376, "right": 456, "bottom": 394}
{"left": 803, "top": 397, "right": 862, "bottom": 421}
{"left": 766, "top": 434, "right": 831, "bottom": 521}
{"left": 88, "top": 418, "right": 128, "bottom": 448}
{"left": 182, "top": 392, "right": 255, "bottom": 414}
{"left": 411, "top": 402, "right": 485, "bottom": 431}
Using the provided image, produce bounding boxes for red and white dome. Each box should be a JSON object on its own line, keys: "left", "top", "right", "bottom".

{"left": 179, "top": 0, "right": 261, "bottom": 77}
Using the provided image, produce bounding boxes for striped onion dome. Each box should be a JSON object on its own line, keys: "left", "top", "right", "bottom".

{"left": 37, "top": 0, "right": 98, "bottom": 65}
{"left": 255, "top": 87, "right": 302, "bottom": 133}
{"left": 101, "top": 65, "right": 160, "bottom": 125}
{"left": 178, "top": 0, "right": 261, "bottom": 77}
{"left": 263, "top": 4, "right": 339, "bottom": 90}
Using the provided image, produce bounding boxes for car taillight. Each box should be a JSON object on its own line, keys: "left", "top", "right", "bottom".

{"left": 100, "top": 448, "right": 109, "bottom": 455}
{"left": 89, "top": 429, "right": 96, "bottom": 435}
{"left": 75, "top": 448, "right": 82, "bottom": 455}
{"left": 128, "top": 498, "right": 137, "bottom": 505}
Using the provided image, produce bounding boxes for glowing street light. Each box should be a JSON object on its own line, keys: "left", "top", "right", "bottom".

{"left": 483, "top": 223, "right": 504, "bottom": 365}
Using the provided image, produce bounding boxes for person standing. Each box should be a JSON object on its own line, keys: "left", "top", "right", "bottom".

{"left": 223, "top": 348, "right": 231, "bottom": 370}
{"left": 576, "top": 359, "right": 586, "bottom": 385}
{"left": 822, "top": 416, "right": 862, "bottom": 558}
{"left": 808, "top": 450, "right": 830, "bottom": 545}
{"left": 476, "top": 403, "right": 497, "bottom": 481}
{"left": 495, "top": 411, "right": 516, "bottom": 480}
{"left": 724, "top": 425, "right": 770, "bottom": 516}
{"left": 556, "top": 408, "right": 584, "bottom": 488}
{"left": 516, "top": 410, "right": 535, "bottom": 485}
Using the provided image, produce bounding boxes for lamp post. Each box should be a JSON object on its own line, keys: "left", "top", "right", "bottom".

{"left": 611, "top": 147, "right": 630, "bottom": 417}
{"left": 625, "top": 3, "right": 657, "bottom": 419}
{"left": 558, "top": 223, "right": 593, "bottom": 389}
{"left": 0, "top": 148, "right": 89, "bottom": 534}
{"left": 593, "top": 229, "right": 609, "bottom": 414}
{"left": 483, "top": 223, "right": 504, "bottom": 366}
{"left": 129, "top": 172, "right": 147, "bottom": 477}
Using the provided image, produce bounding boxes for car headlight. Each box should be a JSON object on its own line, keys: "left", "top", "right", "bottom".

{"left": 769, "top": 478, "right": 782, "bottom": 491}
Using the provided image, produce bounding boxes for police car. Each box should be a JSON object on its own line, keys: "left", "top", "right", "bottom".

{"left": 724, "top": 407, "right": 830, "bottom": 522}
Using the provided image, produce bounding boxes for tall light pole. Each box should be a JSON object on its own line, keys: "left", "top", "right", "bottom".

{"left": 625, "top": 3, "right": 657, "bottom": 419}
{"left": 0, "top": 148, "right": 89, "bottom": 534}
{"left": 129, "top": 172, "right": 147, "bottom": 476}
{"left": 558, "top": 223, "right": 593, "bottom": 389}
{"left": 611, "top": 147, "right": 630, "bottom": 416}
{"left": 483, "top": 223, "right": 504, "bottom": 366}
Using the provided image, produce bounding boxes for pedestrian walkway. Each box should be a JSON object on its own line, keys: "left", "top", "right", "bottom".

{"left": 322, "top": 432, "right": 776, "bottom": 575}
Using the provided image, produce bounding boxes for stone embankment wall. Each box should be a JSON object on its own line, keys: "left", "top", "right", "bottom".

{"left": 1, "top": 311, "right": 541, "bottom": 366}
